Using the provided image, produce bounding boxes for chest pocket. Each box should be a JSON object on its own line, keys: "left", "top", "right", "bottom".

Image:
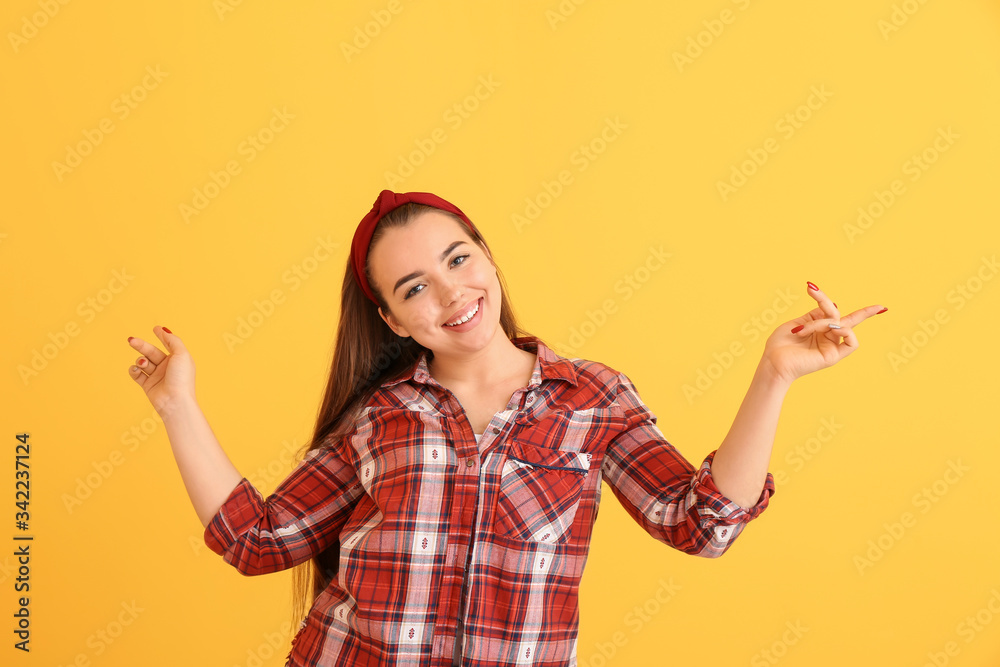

{"left": 493, "top": 439, "right": 593, "bottom": 545}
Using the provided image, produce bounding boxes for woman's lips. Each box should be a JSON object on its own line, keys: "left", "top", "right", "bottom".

{"left": 443, "top": 297, "right": 482, "bottom": 327}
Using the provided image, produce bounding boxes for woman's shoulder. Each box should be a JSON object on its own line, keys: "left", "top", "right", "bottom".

{"left": 540, "top": 341, "right": 627, "bottom": 384}
{"left": 537, "top": 341, "right": 634, "bottom": 402}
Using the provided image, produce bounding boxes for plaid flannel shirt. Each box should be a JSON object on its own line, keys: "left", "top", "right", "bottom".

{"left": 204, "top": 336, "right": 775, "bottom": 666}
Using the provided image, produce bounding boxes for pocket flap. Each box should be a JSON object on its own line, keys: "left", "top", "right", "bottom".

{"left": 508, "top": 439, "right": 592, "bottom": 474}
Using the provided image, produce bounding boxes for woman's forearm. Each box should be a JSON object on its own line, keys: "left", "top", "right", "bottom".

{"left": 709, "top": 359, "right": 791, "bottom": 508}
{"left": 160, "top": 397, "right": 245, "bottom": 527}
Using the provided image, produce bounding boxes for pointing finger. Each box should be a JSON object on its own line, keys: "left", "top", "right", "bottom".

{"left": 840, "top": 304, "right": 889, "bottom": 328}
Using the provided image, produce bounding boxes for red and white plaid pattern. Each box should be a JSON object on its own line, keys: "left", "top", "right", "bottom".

{"left": 204, "top": 336, "right": 775, "bottom": 666}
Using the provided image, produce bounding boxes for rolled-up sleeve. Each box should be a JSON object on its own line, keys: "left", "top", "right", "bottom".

{"left": 203, "top": 437, "right": 365, "bottom": 575}
{"left": 600, "top": 372, "right": 775, "bottom": 558}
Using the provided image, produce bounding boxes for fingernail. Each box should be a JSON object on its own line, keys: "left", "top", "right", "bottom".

{"left": 162, "top": 327, "right": 172, "bottom": 334}
{"left": 791, "top": 325, "right": 804, "bottom": 333}
{"left": 828, "top": 323, "right": 841, "bottom": 329}
{"left": 128, "top": 336, "right": 134, "bottom": 343}
{"left": 807, "top": 281, "right": 819, "bottom": 291}
{"left": 138, "top": 358, "right": 146, "bottom": 366}
{"left": 876, "top": 307, "right": 888, "bottom": 314}
{"left": 833, "top": 302, "right": 838, "bottom": 308}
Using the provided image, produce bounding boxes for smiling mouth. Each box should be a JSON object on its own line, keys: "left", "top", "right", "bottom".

{"left": 443, "top": 297, "right": 481, "bottom": 326}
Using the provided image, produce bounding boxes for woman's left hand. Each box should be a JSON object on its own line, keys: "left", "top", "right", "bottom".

{"left": 760, "top": 281, "right": 887, "bottom": 385}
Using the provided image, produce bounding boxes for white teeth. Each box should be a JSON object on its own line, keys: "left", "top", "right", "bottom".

{"left": 445, "top": 299, "right": 479, "bottom": 326}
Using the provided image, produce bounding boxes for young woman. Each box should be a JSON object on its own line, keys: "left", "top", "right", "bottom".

{"left": 126, "top": 189, "right": 887, "bottom": 666}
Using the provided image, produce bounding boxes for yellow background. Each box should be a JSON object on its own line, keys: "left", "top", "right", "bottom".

{"left": 3, "top": 0, "right": 999, "bottom": 665}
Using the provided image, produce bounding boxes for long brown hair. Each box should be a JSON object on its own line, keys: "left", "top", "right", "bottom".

{"left": 289, "top": 201, "right": 533, "bottom": 628}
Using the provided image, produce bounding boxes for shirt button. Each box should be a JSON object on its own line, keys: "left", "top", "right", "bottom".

{"left": 526, "top": 395, "right": 534, "bottom": 404}
{"left": 491, "top": 427, "right": 500, "bottom": 434}
{"left": 466, "top": 459, "right": 475, "bottom": 467}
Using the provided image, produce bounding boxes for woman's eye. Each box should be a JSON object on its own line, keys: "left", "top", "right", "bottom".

{"left": 403, "top": 254, "right": 471, "bottom": 300}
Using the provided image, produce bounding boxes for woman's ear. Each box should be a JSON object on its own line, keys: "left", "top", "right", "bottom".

{"left": 378, "top": 306, "right": 409, "bottom": 338}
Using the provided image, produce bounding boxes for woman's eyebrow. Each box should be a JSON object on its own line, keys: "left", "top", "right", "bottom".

{"left": 393, "top": 240, "right": 469, "bottom": 295}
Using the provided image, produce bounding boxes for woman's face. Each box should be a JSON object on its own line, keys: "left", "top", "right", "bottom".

{"left": 369, "top": 210, "right": 502, "bottom": 356}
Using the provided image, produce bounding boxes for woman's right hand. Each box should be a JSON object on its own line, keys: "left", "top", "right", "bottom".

{"left": 127, "top": 326, "right": 197, "bottom": 418}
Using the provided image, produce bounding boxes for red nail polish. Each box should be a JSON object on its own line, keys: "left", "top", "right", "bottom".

{"left": 791, "top": 325, "right": 804, "bottom": 333}
{"left": 139, "top": 358, "right": 146, "bottom": 365}
{"left": 162, "top": 327, "right": 172, "bottom": 334}
{"left": 876, "top": 307, "right": 888, "bottom": 314}
{"left": 128, "top": 336, "right": 134, "bottom": 342}
{"left": 833, "top": 302, "right": 838, "bottom": 308}
{"left": 807, "top": 281, "right": 819, "bottom": 291}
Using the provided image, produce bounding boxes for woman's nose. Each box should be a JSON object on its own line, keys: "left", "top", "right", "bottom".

{"left": 440, "top": 280, "right": 463, "bottom": 306}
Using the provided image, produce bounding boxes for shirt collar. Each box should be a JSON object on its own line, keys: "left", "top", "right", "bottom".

{"left": 381, "top": 335, "right": 579, "bottom": 390}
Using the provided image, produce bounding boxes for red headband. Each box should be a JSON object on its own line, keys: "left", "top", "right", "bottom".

{"left": 350, "top": 189, "right": 476, "bottom": 305}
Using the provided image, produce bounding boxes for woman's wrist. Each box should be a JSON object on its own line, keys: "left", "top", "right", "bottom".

{"left": 158, "top": 394, "right": 200, "bottom": 425}
{"left": 755, "top": 355, "right": 794, "bottom": 394}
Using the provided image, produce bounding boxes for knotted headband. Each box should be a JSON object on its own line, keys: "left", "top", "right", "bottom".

{"left": 350, "top": 189, "right": 476, "bottom": 305}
